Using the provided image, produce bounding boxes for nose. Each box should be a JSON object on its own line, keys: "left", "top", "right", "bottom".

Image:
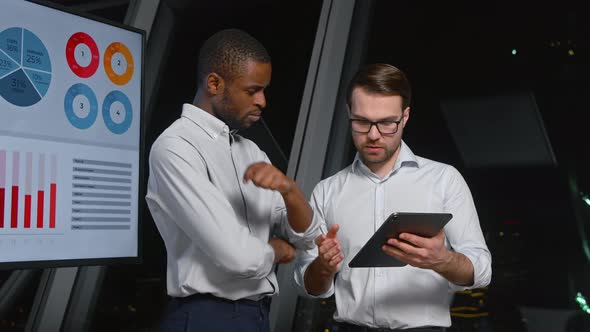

{"left": 255, "top": 91, "right": 266, "bottom": 109}
{"left": 367, "top": 123, "right": 381, "bottom": 140}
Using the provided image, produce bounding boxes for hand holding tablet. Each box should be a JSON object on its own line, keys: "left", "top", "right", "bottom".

{"left": 348, "top": 212, "right": 453, "bottom": 268}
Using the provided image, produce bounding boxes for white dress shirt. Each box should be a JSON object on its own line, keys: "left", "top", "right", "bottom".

{"left": 294, "top": 141, "right": 492, "bottom": 329}
{"left": 146, "top": 103, "right": 317, "bottom": 300}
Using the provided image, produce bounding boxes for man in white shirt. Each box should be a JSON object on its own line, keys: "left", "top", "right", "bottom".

{"left": 146, "top": 29, "right": 317, "bottom": 332}
{"left": 294, "top": 64, "right": 492, "bottom": 331}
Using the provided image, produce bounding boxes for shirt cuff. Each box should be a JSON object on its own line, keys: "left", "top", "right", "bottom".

{"left": 293, "top": 259, "right": 335, "bottom": 298}
{"left": 284, "top": 217, "right": 322, "bottom": 251}
{"left": 448, "top": 249, "right": 491, "bottom": 291}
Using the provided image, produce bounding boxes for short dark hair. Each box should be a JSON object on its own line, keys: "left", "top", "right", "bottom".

{"left": 346, "top": 63, "right": 411, "bottom": 110}
{"left": 197, "top": 29, "right": 271, "bottom": 86}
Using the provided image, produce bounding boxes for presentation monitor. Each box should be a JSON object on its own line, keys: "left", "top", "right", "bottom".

{"left": 440, "top": 92, "right": 557, "bottom": 168}
{"left": 0, "top": 0, "right": 144, "bottom": 269}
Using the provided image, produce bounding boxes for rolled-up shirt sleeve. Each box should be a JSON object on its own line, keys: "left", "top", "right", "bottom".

{"left": 292, "top": 183, "right": 334, "bottom": 298}
{"left": 271, "top": 189, "right": 320, "bottom": 251}
{"left": 443, "top": 166, "right": 492, "bottom": 291}
{"left": 146, "top": 137, "right": 275, "bottom": 279}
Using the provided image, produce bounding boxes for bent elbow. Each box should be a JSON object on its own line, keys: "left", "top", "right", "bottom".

{"left": 216, "top": 249, "right": 273, "bottom": 279}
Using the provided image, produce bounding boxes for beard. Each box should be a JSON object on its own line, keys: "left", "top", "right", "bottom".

{"left": 358, "top": 142, "right": 399, "bottom": 167}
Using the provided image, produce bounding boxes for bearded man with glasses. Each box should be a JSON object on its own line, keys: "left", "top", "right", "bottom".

{"left": 294, "top": 64, "right": 492, "bottom": 332}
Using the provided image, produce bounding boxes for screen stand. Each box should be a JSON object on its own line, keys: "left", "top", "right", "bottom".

{"left": 25, "top": 267, "right": 78, "bottom": 332}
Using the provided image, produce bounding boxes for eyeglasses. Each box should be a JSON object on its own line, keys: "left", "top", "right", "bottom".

{"left": 349, "top": 116, "right": 403, "bottom": 135}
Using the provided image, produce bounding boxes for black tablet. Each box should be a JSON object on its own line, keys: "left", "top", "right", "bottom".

{"left": 348, "top": 212, "right": 453, "bottom": 268}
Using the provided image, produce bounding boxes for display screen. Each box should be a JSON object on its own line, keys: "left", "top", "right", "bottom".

{"left": 0, "top": 0, "right": 144, "bottom": 268}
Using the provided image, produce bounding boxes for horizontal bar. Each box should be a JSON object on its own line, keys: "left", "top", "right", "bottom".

{"left": 72, "top": 192, "right": 131, "bottom": 199}
{"left": 72, "top": 200, "right": 131, "bottom": 206}
{"left": 71, "top": 209, "right": 131, "bottom": 214}
{"left": 72, "top": 184, "right": 131, "bottom": 191}
{"left": 72, "top": 217, "right": 130, "bottom": 222}
{"left": 73, "top": 167, "right": 132, "bottom": 176}
{"left": 71, "top": 225, "right": 130, "bottom": 230}
{"left": 72, "top": 159, "right": 131, "bottom": 168}
{"left": 73, "top": 175, "right": 131, "bottom": 183}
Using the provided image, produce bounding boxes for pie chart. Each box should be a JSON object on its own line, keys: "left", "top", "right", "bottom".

{"left": 0, "top": 27, "right": 52, "bottom": 107}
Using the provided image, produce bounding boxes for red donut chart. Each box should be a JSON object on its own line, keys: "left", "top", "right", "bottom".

{"left": 66, "top": 32, "right": 99, "bottom": 78}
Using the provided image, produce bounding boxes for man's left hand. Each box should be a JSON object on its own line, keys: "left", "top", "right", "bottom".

{"left": 382, "top": 230, "right": 452, "bottom": 271}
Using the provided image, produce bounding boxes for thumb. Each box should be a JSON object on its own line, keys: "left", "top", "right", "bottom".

{"left": 327, "top": 224, "right": 339, "bottom": 239}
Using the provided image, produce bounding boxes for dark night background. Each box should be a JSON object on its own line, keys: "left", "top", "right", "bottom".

{"left": 1, "top": 0, "right": 590, "bottom": 331}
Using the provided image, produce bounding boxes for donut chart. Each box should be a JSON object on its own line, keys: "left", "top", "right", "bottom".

{"left": 104, "top": 42, "right": 134, "bottom": 85}
{"left": 66, "top": 32, "right": 99, "bottom": 78}
{"left": 64, "top": 83, "right": 98, "bottom": 129}
{"left": 102, "top": 90, "right": 132, "bottom": 134}
{"left": 0, "top": 27, "right": 52, "bottom": 107}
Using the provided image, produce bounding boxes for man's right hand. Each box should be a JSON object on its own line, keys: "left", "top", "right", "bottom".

{"left": 269, "top": 238, "right": 296, "bottom": 264}
{"left": 303, "top": 224, "right": 344, "bottom": 295}
{"left": 314, "top": 224, "right": 344, "bottom": 275}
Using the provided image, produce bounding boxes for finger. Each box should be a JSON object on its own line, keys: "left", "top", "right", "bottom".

{"left": 243, "top": 162, "right": 268, "bottom": 183}
{"left": 315, "top": 234, "right": 326, "bottom": 246}
{"left": 387, "top": 238, "right": 420, "bottom": 254}
{"left": 329, "top": 254, "right": 344, "bottom": 266}
{"left": 318, "top": 238, "right": 339, "bottom": 251}
{"left": 250, "top": 165, "right": 270, "bottom": 185}
{"left": 254, "top": 172, "right": 273, "bottom": 188}
{"left": 433, "top": 229, "right": 446, "bottom": 242}
{"left": 319, "top": 241, "right": 339, "bottom": 257}
{"left": 242, "top": 163, "right": 261, "bottom": 184}
{"left": 322, "top": 244, "right": 341, "bottom": 260}
{"left": 326, "top": 224, "right": 339, "bottom": 239}
{"left": 382, "top": 244, "right": 405, "bottom": 259}
{"left": 397, "top": 233, "right": 425, "bottom": 248}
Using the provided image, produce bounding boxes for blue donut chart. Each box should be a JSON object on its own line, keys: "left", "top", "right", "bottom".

{"left": 64, "top": 83, "right": 98, "bottom": 129}
{"left": 102, "top": 90, "right": 132, "bottom": 134}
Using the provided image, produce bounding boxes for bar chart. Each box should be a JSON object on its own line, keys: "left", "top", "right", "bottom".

{"left": 0, "top": 150, "right": 57, "bottom": 230}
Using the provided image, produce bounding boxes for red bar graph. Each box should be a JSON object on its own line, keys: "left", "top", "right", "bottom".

{"left": 37, "top": 154, "right": 45, "bottom": 228}
{"left": 50, "top": 183, "right": 56, "bottom": 229}
{"left": 24, "top": 153, "right": 32, "bottom": 228}
{"left": 0, "top": 188, "right": 4, "bottom": 228}
{"left": 0, "top": 150, "right": 5, "bottom": 228}
{"left": 37, "top": 190, "right": 44, "bottom": 228}
{"left": 24, "top": 195, "right": 31, "bottom": 228}
{"left": 0, "top": 151, "right": 57, "bottom": 230}
{"left": 11, "top": 186, "right": 18, "bottom": 228}
{"left": 49, "top": 156, "right": 57, "bottom": 229}
{"left": 0, "top": 188, "right": 6, "bottom": 228}
{"left": 11, "top": 152, "right": 19, "bottom": 228}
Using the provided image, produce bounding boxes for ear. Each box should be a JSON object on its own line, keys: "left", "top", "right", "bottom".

{"left": 402, "top": 107, "right": 410, "bottom": 128}
{"left": 205, "top": 73, "right": 224, "bottom": 95}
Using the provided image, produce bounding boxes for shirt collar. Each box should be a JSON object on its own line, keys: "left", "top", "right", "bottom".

{"left": 351, "top": 140, "right": 420, "bottom": 177}
{"left": 181, "top": 103, "right": 231, "bottom": 141}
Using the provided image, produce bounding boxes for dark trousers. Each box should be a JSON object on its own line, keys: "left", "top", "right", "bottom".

{"left": 160, "top": 293, "right": 271, "bottom": 332}
{"left": 337, "top": 321, "right": 446, "bottom": 332}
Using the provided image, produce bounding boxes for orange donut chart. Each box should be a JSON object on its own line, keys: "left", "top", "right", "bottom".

{"left": 103, "top": 42, "right": 134, "bottom": 85}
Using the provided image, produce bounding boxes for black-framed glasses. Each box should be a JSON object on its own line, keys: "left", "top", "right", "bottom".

{"left": 349, "top": 117, "right": 403, "bottom": 135}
